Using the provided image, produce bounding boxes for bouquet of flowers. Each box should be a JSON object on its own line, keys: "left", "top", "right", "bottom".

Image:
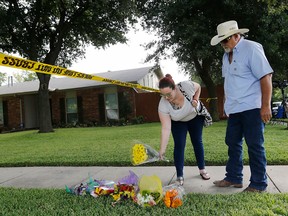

{"left": 163, "top": 184, "right": 185, "bottom": 208}
{"left": 92, "top": 180, "right": 115, "bottom": 197}
{"left": 132, "top": 143, "right": 167, "bottom": 166}
{"left": 65, "top": 171, "right": 139, "bottom": 205}
{"left": 134, "top": 175, "right": 163, "bottom": 207}
{"left": 65, "top": 174, "right": 116, "bottom": 198}
{"left": 65, "top": 175, "right": 101, "bottom": 196}
{"left": 111, "top": 171, "right": 139, "bottom": 205}
{"left": 111, "top": 184, "right": 136, "bottom": 206}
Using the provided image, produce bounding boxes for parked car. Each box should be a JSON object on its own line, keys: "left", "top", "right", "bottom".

{"left": 272, "top": 101, "right": 282, "bottom": 117}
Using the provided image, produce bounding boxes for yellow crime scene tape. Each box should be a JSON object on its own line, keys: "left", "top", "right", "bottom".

{"left": 0, "top": 53, "right": 160, "bottom": 93}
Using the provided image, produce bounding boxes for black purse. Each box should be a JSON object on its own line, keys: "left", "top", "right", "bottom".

{"left": 178, "top": 83, "right": 213, "bottom": 127}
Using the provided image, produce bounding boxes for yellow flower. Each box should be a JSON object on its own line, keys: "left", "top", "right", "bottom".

{"left": 132, "top": 144, "right": 148, "bottom": 165}
{"left": 112, "top": 193, "right": 121, "bottom": 201}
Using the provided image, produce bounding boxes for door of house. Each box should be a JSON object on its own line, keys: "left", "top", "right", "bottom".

{"left": 24, "top": 94, "right": 39, "bottom": 129}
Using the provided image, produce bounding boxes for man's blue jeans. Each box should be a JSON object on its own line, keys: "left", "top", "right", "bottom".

{"left": 224, "top": 108, "right": 268, "bottom": 191}
{"left": 171, "top": 115, "right": 205, "bottom": 178}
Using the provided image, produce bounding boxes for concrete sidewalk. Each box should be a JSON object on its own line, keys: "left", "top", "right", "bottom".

{"left": 0, "top": 165, "right": 287, "bottom": 194}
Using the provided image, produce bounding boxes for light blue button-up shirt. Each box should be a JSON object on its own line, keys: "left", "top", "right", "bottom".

{"left": 222, "top": 38, "right": 273, "bottom": 115}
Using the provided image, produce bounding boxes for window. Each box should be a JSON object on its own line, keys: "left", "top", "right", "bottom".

{"left": 105, "top": 92, "right": 119, "bottom": 120}
{"left": 66, "top": 97, "right": 78, "bottom": 123}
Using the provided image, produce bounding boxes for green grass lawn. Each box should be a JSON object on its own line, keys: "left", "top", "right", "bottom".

{"left": 0, "top": 188, "right": 287, "bottom": 216}
{"left": 0, "top": 121, "right": 288, "bottom": 215}
{"left": 0, "top": 121, "right": 287, "bottom": 166}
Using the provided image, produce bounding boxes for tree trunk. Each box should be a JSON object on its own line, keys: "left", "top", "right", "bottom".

{"left": 194, "top": 57, "right": 220, "bottom": 122}
{"left": 206, "top": 85, "right": 220, "bottom": 122}
{"left": 37, "top": 73, "right": 54, "bottom": 133}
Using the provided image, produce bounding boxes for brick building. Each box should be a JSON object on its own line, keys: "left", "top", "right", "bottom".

{"left": 0, "top": 66, "right": 163, "bottom": 131}
{"left": 0, "top": 66, "right": 226, "bottom": 132}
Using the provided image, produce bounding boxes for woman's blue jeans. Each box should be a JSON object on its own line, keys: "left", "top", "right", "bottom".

{"left": 171, "top": 115, "right": 205, "bottom": 178}
{"left": 224, "top": 108, "right": 267, "bottom": 191}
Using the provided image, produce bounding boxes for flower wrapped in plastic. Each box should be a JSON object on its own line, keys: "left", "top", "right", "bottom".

{"left": 163, "top": 184, "right": 185, "bottom": 208}
{"left": 117, "top": 170, "right": 139, "bottom": 185}
{"left": 111, "top": 184, "right": 136, "bottom": 206}
{"left": 91, "top": 180, "right": 115, "bottom": 197}
{"left": 134, "top": 175, "right": 163, "bottom": 207}
{"left": 65, "top": 175, "right": 101, "bottom": 196}
{"left": 131, "top": 143, "right": 164, "bottom": 166}
{"left": 111, "top": 171, "right": 139, "bottom": 205}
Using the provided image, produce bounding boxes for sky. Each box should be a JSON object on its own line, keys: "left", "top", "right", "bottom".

{"left": 69, "top": 27, "right": 189, "bottom": 84}
{"left": 1, "top": 27, "right": 189, "bottom": 85}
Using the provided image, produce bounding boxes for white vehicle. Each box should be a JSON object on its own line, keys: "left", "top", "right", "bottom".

{"left": 272, "top": 101, "right": 282, "bottom": 117}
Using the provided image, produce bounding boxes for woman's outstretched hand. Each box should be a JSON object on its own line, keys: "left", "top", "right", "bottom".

{"left": 158, "top": 149, "right": 166, "bottom": 160}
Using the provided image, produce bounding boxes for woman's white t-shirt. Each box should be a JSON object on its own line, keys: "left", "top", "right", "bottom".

{"left": 158, "top": 81, "right": 197, "bottom": 122}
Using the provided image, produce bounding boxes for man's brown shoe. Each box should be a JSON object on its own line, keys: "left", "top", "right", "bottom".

{"left": 242, "top": 187, "right": 266, "bottom": 193}
{"left": 213, "top": 179, "right": 243, "bottom": 188}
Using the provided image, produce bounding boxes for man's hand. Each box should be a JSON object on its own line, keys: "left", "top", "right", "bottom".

{"left": 261, "top": 106, "right": 272, "bottom": 123}
{"left": 260, "top": 73, "right": 273, "bottom": 123}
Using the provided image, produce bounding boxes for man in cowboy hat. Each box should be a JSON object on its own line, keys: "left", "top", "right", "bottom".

{"left": 211, "top": 20, "right": 273, "bottom": 192}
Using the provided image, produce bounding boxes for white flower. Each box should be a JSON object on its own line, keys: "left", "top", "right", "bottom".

{"left": 136, "top": 193, "right": 156, "bottom": 207}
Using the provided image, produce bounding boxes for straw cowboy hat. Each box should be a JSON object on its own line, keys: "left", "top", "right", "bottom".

{"left": 210, "top": 20, "right": 249, "bottom": 46}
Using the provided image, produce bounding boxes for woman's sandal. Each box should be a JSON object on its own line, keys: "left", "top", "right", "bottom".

{"left": 200, "top": 171, "right": 210, "bottom": 180}
{"left": 176, "top": 176, "right": 184, "bottom": 186}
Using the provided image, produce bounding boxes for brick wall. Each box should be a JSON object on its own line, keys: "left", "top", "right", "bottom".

{"left": 50, "top": 91, "right": 65, "bottom": 124}
{"left": 76, "top": 88, "right": 103, "bottom": 122}
{"left": 49, "top": 87, "right": 137, "bottom": 124}
{"left": 3, "top": 96, "right": 23, "bottom": 129}
{"left": 118, "top": 87, "right": 137, "bottom": 120}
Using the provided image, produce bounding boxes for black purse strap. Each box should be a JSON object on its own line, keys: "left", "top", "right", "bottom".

{"left": 177, "top": 82, "right": 191, "bottom": 102}
{"left": 177, "top": 82, "right": 212, "bottom": 126}
{"left": 178, "top": 82, "right": 199, "bottom": 108}
{"left": 178, "top": 82, "right": 205, "bottom": 114}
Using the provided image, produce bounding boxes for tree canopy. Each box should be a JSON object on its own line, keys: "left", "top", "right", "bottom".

{"left": 140, "top": 0, "right": 288, "bottom": 120}
{"left": 0, "top": 72, "right": 6, "bottom": 86}
{"left": 0, "top": 0, "right": 138, "bottom": 132}
{"left": 12, "top": 71, "right": 38, "bottom": 83}
{"left": 138, "top": 0, "right": 288, "bottom": 120}
{"left": 139, "top": 0, "right": 288, "bottom": 79}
